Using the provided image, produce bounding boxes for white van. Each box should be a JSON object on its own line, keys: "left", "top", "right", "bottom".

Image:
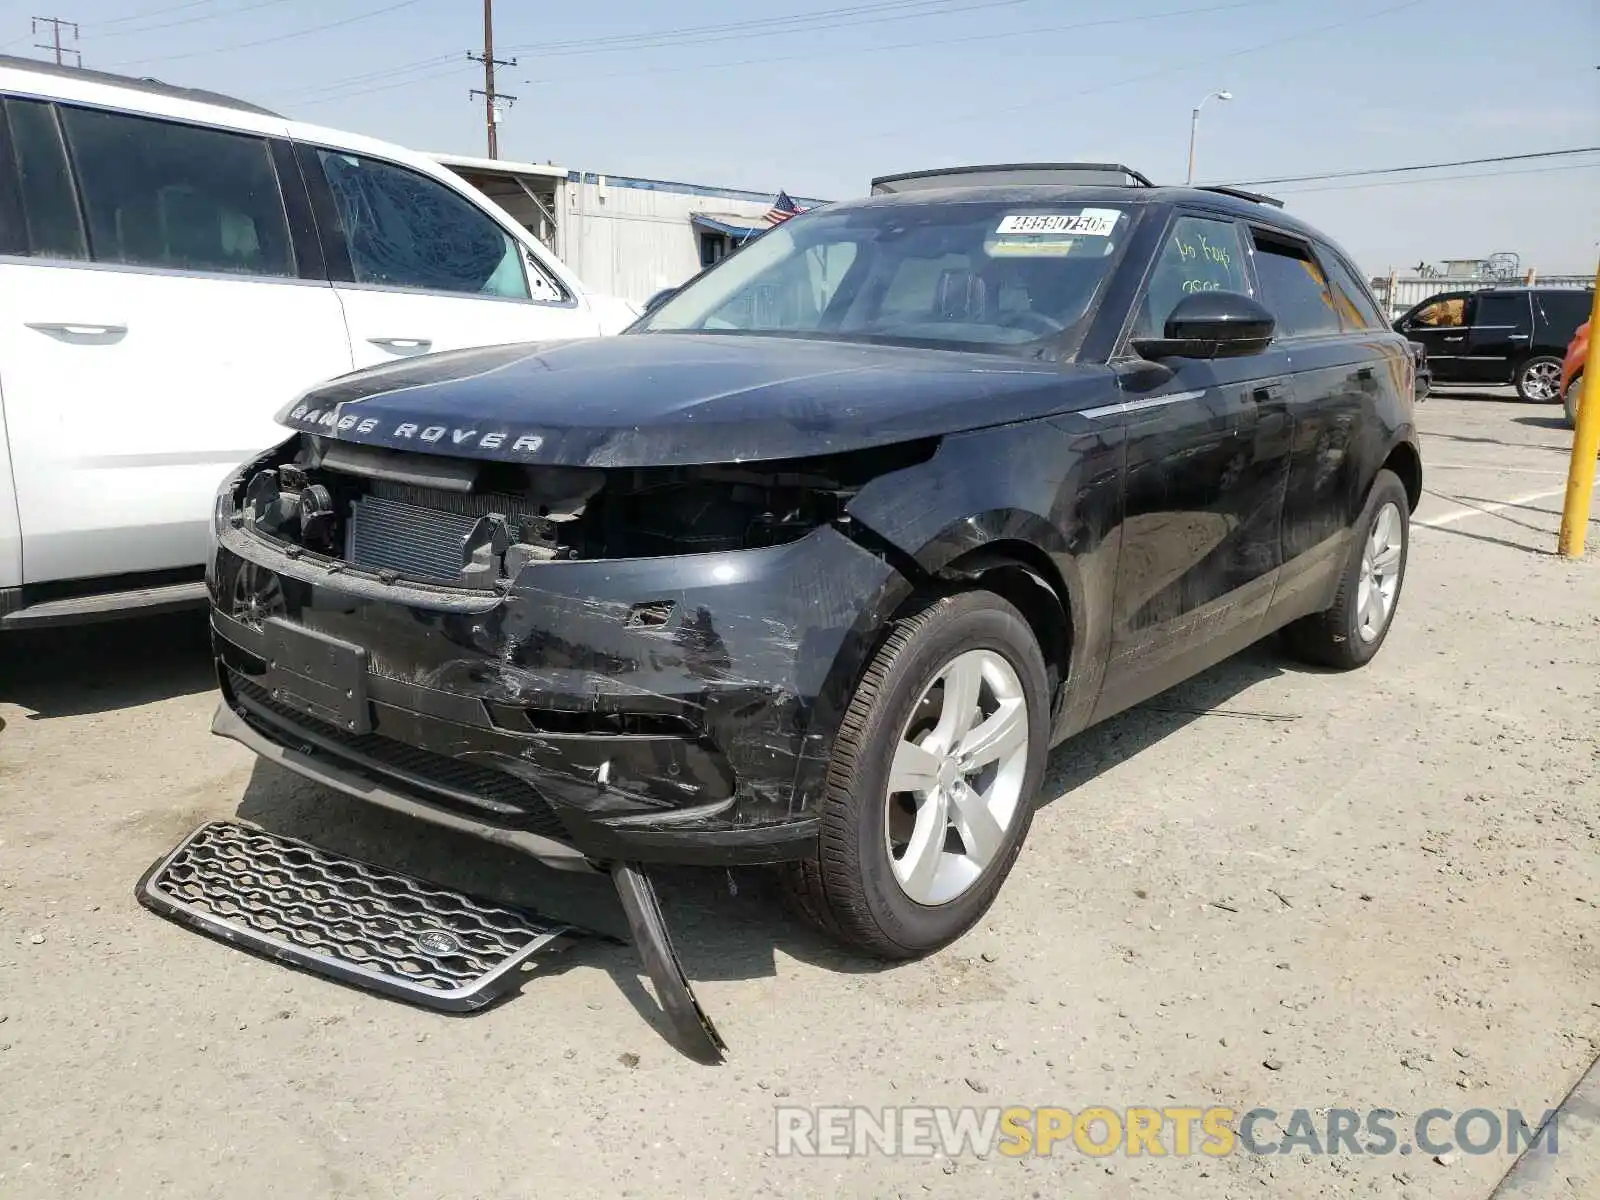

{"left": 0, "top": 55, "right": 637, "bottom": 629}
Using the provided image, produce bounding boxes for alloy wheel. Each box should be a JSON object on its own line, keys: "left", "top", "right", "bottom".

{"left": 1356, "top": 502, "right": 1403, "bottom": 643}
{"left": 1522, "top": 360, "right": 1561, "bottom": 401}
{"left": 883, "top": 649, "right": 1031, "bottom": 906}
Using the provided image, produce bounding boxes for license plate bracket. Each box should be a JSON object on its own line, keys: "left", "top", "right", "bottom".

{"left": 262, "top": 618, "right": 371, "bottom": 733}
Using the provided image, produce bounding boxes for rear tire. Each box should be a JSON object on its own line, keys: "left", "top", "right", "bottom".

{"left": 1281, "top": 469, "right": 1410, "bottom": 671}
{"left": 1515, "top": 355, "right": 1564, "bottom": 403}
{"left": 1565, "top": 371, "right": 1583, "bottom": 430}
{"left": 779, "top": 590, "right": 1050, "bottom": 959}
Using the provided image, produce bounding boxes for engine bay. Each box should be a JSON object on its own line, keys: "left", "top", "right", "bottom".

{"left": 232, "top": 434, "right": 936, "bottom": 588}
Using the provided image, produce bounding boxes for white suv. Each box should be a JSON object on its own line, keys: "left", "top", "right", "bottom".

{"left": 0, "top": 55, "right": 638, "bottom": 629}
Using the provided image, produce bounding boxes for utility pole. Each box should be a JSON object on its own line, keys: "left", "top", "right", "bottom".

{"left": 467, "top": 0, "right": 516, "bottom": 159}
{"left": 32, "top": 16, "right": 81, "bottom": 67}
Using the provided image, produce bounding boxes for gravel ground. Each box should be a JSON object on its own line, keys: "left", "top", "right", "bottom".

{"left": 1, "top": 388, "right": 1596, "bottom": 1199}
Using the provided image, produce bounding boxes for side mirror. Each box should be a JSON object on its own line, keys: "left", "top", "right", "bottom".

{"left": 1132, "top": 290, "right": 1275, "bottom": 361}
{"left": 643, "top": 287, "right": 678, "bottom": 315}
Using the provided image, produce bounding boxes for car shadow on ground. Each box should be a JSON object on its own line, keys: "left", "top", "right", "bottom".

{"left": 231, "top": 637, "right": 1300, "bottom": 1058}
{"left": 1512, "top": 415, "right": 1575, "bottom": 432}
{"left": 1038, "top": 640, "right": 1299, "bottom": 804}
{"left": 1425, "top": 387, "right": 1517, "bottom": 403}
{"left": 1421, "top": 429, "right": 1571, "bottom": 453}
{"left": 0, "top": 611, "right": 215, "bottom": 719}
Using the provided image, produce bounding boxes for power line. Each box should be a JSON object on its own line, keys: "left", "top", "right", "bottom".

{"left": 821, "top": 0, "right": 1430, "bottom": 154}
{"left": 100, "top": 0, "right": 426, "bottom": 69}
{"left": 278, "top": 54, "right": 461, "bottom": 101}
{"left": 96, "top": 0, "right": 234, "bottom": 28}
{"left": 291, "top": 66, "right": 469, "bottom": 106}
{"left": 88, "top": 0, "right": 298, "bottom": 42}
{"left": 521, "top": 0, "right": 1273, "bottom": 89}
{"left": 506, "top": 0, "right": 1045, "bottom": 59}
{"left": 1220, "top": 147, "right": 1600, "bottom": 188}
{"left": 503, "top": 0, "right": 1032, "bottom": 56}
{"left": 1271, "top": 161, "right": 1600, "bottom": 196}
{"left": 278, "top": 0, "right": 1062, "bottom": 108}
{"left": 275, "top": 0, "right": 1000, "bottom": 99}
{"left": 288, "top": 0, "right": 1267, "bottom": 109}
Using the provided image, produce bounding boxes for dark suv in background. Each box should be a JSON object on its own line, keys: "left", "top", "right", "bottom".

{"left": 1394, "top": 285, "right": 1593, "bottom": 402}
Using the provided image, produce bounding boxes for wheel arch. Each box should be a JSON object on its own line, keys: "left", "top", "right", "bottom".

{"left": 861, "top": 511, "right": 1083, "bottom": 725}
{"left": 927, "top": 539, "right": 1074, "bottom": 703}
{"left": 1379, "top": 436, "right": 1423, "bottom": 513}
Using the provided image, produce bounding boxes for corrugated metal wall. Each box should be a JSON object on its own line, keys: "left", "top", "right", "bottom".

{"left": 557, "top": 177, "right": 788, "bottom": 304}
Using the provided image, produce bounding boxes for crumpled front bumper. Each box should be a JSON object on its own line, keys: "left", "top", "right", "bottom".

{"left": 210, "top": 520, "right": 909, "bottom": 868}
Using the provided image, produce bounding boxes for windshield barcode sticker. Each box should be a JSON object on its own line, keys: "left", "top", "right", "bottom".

{"left": 996, "top": 211, "right": 1119, "bottom": 237}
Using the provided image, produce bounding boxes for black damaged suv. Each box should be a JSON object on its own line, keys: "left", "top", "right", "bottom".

{"left": 209, "top": 163, "right": 1421, "bottom": 958}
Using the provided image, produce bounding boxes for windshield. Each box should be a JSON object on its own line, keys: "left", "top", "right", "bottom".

{"left": 635, "top": 201, "right": 1135, "bottom": 353}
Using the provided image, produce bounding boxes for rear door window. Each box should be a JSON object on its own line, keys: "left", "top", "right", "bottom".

{"left": 1469, "top": 293, "right": 1527, "bottom": 330}
{"left": 3, "top": 98, "right": 88, "bottom": 260}
{"left": 59, "top": 105, "right": 295, "bottom": 277}
{"left": 314, "top": 149, "right": 537, "bottom": 300}
{"left": 1131, "top": 214, "right": 1252, "bottom": 339}
{"left": 1248, "top": 229, "right": 1340, "bottom": 337}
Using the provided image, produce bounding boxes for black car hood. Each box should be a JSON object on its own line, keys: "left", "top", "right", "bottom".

{"left": 278, "top": 334, "right": 1111, "bottom": 468}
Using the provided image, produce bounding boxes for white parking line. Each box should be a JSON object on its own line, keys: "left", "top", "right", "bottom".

{"left": 1416, "top": 477, "right": 1598, "bottom": 529}
{"left": 1424, "top": 463, "right": 1572, "bottom": 476}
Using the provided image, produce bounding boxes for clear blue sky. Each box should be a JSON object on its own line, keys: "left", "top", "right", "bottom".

{"left": 5, "top": 0, "right": 1598, "bottom": 274}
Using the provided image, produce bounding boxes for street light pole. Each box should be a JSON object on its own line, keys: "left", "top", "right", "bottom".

{"left": 1186, "top": 89, "right": 1233, "bottom": 185}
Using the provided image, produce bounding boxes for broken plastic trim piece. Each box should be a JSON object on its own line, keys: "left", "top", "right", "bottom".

{"left": 611, "top": 861, "right": 728, "bottom": 1064}
{"left": 133, "top": 820, "right": 727, "bottom": 1061}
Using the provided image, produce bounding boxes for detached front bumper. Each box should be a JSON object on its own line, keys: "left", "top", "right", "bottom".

{"left": 210, "top": 520, "right": 907, "bottom": 869}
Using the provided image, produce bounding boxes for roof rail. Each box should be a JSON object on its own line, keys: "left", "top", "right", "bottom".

{"left": 871, "top": 162, "right": 1155, "bottom": 194}
{"left": 1197, "top": 184, "right": 1285, "bottom": 209}
{"left": 0, "top": 53, "right": 281, "bottom": 118}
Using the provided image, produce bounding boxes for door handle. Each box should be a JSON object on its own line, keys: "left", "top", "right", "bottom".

{"left": 1441, "top": 335, "right": 1465, "bottom": 343}
{"left": 27, "top": 321, "right": 128, "bottom": 338}
{"left": 368, "top": 337, "right": 432, "bottom": 354}
{"left": 1507, "top": 333, "right": 1530, "bottom": 341}
{"left": 1251, "top": 380, "right": 1289, "bottom": 403}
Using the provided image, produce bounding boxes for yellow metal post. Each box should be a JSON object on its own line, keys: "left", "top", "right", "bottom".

{"left": 1557, "top": 263, "right": 1600, "bottom": 558}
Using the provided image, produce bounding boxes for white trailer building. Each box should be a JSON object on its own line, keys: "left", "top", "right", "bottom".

{"left": 431, "top": 152, "right": 828, "bottom": 307}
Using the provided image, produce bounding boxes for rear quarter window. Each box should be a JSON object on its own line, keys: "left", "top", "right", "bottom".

{"left": 1320, "top": 250, "right": 1388, "bottom": 332}
{"left": 1534, "top": 291, "right": 1591, "bottom": 338}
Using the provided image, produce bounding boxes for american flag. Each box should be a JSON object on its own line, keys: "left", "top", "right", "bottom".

{"left": 765, "top": 190, "right": 805, "bottom": 225}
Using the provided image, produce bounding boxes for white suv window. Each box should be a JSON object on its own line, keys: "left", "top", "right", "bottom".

{"left": 58, "top": 105, "right": 295, "bottom": 278}
{"left": 316, "top": 150, "right": 550, "bottom": 301}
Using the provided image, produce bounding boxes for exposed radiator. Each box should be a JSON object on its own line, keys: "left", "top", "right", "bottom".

{"left": 346, "top": 493, "right": 482, "bottom": 583}
{"left": 367, "top": 479, "right": 540, "bottom": 522}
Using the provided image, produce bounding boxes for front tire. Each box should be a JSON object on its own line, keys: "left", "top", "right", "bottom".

{"left": 1515, "top": 355, "right": 1564, "bottom": 403}
{"left": 780, "top": 590, "right": 1050, "bottom": 959}
{"left": 1282, "top": 469, "right": 1410, "bottom": 670}
{"left": 1565, "top": 372, "right": 1583, "bottom": 430}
